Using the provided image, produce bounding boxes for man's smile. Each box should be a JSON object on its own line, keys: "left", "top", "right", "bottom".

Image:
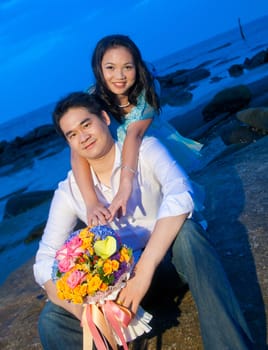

{"left": 83, "top": 139, "right": 97, "bottom": 150}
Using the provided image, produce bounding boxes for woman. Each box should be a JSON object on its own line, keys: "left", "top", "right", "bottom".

{"left": 71, "top": 34, "right": 204, "bottom": 226}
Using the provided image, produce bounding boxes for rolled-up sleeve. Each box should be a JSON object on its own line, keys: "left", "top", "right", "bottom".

{"left": 141, "top": 137, "right": 195, "bottom": 220}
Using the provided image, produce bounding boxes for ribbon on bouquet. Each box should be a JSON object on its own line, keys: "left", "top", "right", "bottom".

{"left": 81, "top": 301, "right": 133, "bottom": 350}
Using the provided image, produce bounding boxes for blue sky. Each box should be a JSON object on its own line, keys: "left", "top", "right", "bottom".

{"left": 1, "top": 0, "right": 268, "bottom": 124}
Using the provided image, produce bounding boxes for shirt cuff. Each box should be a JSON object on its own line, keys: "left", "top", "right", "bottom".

{"left": 157, "top": 191, "right": 194, "bottom": 220}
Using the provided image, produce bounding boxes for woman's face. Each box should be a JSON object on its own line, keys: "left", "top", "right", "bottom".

{"left": 101, "top": 46, "right": 136, "bottom": 96}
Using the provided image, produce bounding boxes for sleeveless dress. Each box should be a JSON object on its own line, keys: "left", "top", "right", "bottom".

{"left": 116, "top": 91, "right": 206, "bottom": 221}
{"left": 117, "top": 91, "right": 203, "bottom": 174}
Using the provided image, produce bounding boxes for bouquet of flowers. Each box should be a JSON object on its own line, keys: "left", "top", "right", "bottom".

{"left": 52, "top": 225, "right": 152, "bottom": 350}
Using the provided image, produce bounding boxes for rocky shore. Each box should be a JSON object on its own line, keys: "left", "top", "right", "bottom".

{"left": 0, "top": 47, "right": 267, "bottom": 349}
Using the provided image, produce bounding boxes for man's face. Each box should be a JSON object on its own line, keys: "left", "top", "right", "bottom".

{"left": 59, "top": 107, "right": 113, "bottom": 161}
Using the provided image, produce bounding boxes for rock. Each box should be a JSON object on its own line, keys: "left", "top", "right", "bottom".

{"left": 158, "top": 67, "right": 210, "bottom": 88}
{"left": 243, "top": 49, "right": 268, "bottom": 69}
{"left": 221, "top": 125, "right": 261, "bottom": 145}
{"left": 0, "top": 140, "right": 8, "bottom": 153}
{"left": 210, "top": 76, "right": 224, "bottom": 83}
{"left": 236, "top": 107, "right": 268, "bottom": 133}
{"left": 173, "top": 68, "right": 210, "bottom": 86}
{"left": 202, "top": 85, "right": 251, "bottom": 121}
{"left": 227, "top": 49, "right": 268, "bottom": 77}
{"left": 0, "top": 124, "right": 66, "bottom": 170}
{"left": 24, "top": 222, "right": 47, "bottom": 243}
{"left": 158, "top": 69, "right": 188, "bottom": 88}
{"left": 228, "top": 64, "right": 244, "bottom": 77}
{"left": 202, "top": 116, "right": 264, "bottom": 146}
{"left": 0, "top": 158, "right": 35, "bottom": 177}
{"left": 160, "top": 87, "right": 193, "bottom": 106}
{"left": 13, "top": 125, "right": 56, "bottom": 147}
{"left": 3, "top": 190, "right": 54, "bottom": 219}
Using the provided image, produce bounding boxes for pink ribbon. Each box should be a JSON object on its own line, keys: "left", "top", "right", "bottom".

{"left": 82, "top": 301, "right": 133, "bottom": 350}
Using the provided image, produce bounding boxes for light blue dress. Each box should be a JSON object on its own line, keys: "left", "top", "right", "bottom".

{"left": 117, "top": 91, "right": 203, "bottom": 174}
{"left": 115, "top": 91, "right": 206, "bottom": 219}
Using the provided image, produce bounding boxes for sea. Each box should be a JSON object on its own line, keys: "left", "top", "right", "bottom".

{"left": 0, "top": 15, "right": 267, "bottom": 285}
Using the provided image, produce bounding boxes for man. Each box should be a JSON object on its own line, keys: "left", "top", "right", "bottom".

{"left": 34, "top": 92, "right": 253, "bottom": 349}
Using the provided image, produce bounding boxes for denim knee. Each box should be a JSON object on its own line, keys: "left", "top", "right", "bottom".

{"left": 38, "top": 301, "right": 83, "bottom": 350}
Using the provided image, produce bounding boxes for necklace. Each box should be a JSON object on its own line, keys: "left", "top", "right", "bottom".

{"left": 117, "top": 102, "right": 130, "bottom": 108}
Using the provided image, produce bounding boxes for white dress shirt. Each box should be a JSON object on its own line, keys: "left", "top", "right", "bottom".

{"left": 33, "top": 137, "right": 195, "bottom": 287}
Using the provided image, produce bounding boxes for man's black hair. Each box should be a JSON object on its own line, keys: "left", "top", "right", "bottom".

{"left": 53, "top": 92, "right": 105, "bottom": 138}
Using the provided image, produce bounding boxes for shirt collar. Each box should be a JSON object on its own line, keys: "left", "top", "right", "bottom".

{"left": 90, "top": 141, "right": 122, "bottom": 188}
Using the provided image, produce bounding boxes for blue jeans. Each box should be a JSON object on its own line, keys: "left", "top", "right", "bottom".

{"left": 171, "top": 219, "right": 253, "bottom": 349}
{"left": 38, "top": 301, "right": 84, "bottom": 350}
{"left": 38, "top": 219, "right": 253, "bottom": 350}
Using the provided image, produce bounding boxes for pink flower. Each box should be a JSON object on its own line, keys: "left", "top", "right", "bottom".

{"left": 58, "top": 257, "right": 75, "bottom": 273}
{"left": 55, "top": 237, "right": 84, "bottom": 272}
{"left": 66, "top": 235, "right": 83, "bottom": 252}
{"left": 67, "top": 270, "right": 87, "bottom": 289}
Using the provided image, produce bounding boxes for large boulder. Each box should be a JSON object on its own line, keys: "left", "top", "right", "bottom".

{"left": 202, "top": 85, "right": 251, "bottom": 121}
{"left": 3, "top": 190, "right": 54, "bottom": 219}
{"left": 243, "top": 49, "right": 268, "bottom": 70}
{"left": 236, "top": 107, "right": 268, "bottom": 133}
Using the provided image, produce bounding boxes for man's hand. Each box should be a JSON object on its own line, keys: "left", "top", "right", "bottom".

{"left": 108, "top": 177, "right": 133, "bottom": 221}
{"left": 86, "top": 201, "right": 111, "bottom": 226}
{"left": 116, "top": 214, "right": 188, "bottom": 315}
{"left": 116, "top": 265, "right": 154, "bottom": 315}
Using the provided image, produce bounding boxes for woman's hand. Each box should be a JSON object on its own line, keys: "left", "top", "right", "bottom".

{"left": 86, "top": 201, "right": 111, "bottom": 226}
{"left": 108, "top": 177, "right": 133, "bottom": 221}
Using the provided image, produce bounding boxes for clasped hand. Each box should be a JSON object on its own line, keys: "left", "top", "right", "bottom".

{"left": 86, "top": 179, "right": 133, "bottom": 225}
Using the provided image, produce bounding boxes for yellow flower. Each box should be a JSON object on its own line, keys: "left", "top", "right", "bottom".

{"left": 79, "top": 229, "right": 94, "bottom": 251}
{"left": 99, "top": 282, "right": 109, "bottom": 292}
{"left": 95, "top": 258, "right": 104, "bottom": 268}
{"left": 103, "top": 260, "right": 113, "bottom": 276}
{"left": 94, "top": 236, "right": 117, "bottom": 259}
{"left": 87, "top": 246, "right": 94, "bottom": 255}
{"left": 72, "top": 284, "right": 87, "bottom": 303}
{"left": 71, "top": 291, "right": 84, "bottom": 304}
{"left": 120, "top": 246, "right": 131, "bottom": 263}
{"left": 79, "top": 227, "right": 94, "bottom": 239}
{"left": 111, "top": 259, "right": 119, "bottom": 271}
{"left": 87, "top": 275, "right": 102, "bottom": 295}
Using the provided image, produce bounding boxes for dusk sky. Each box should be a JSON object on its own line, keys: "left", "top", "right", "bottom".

{"left": 1, "top": 0, "right": 268, "bottom": 124}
